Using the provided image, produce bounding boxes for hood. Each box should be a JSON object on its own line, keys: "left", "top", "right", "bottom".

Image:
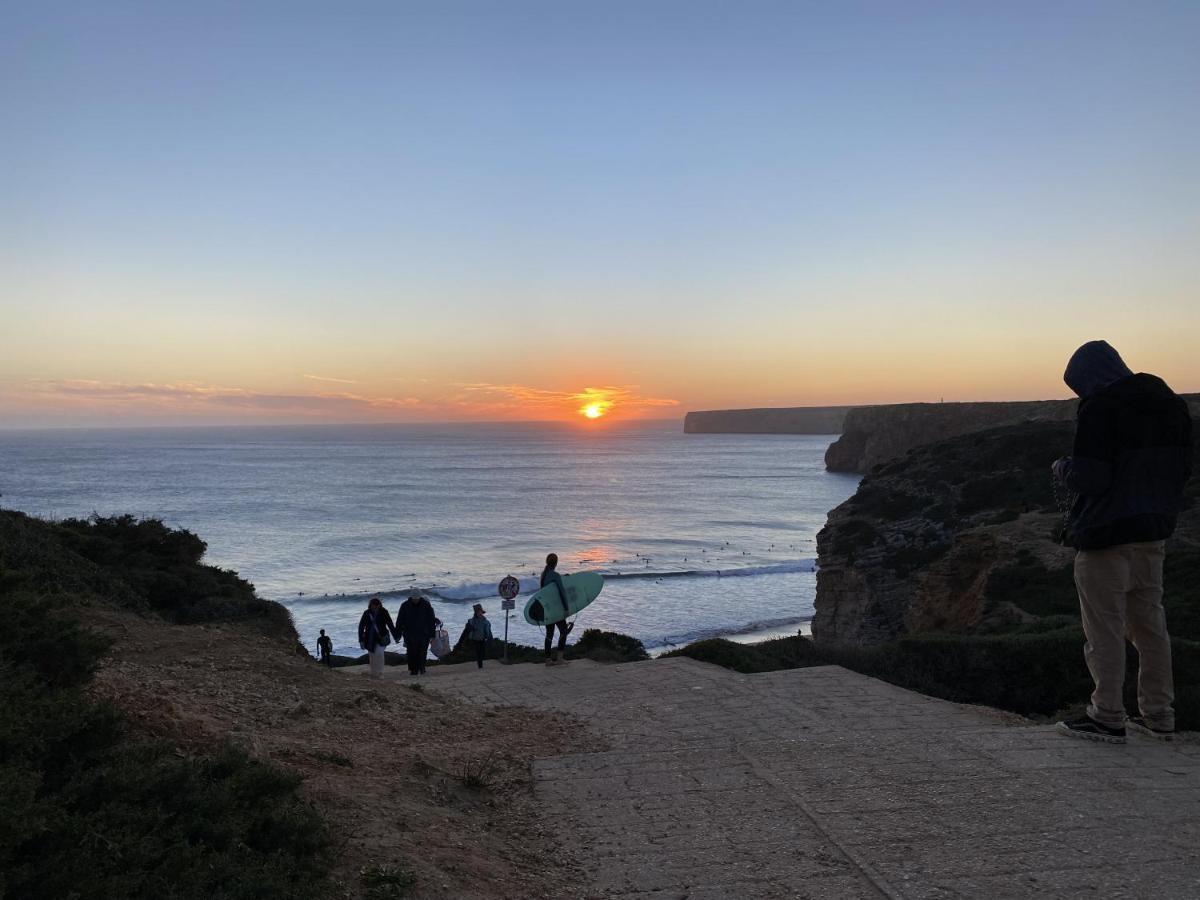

{"left": 1064, "top": 341, "right": 1133, "bottom": 398}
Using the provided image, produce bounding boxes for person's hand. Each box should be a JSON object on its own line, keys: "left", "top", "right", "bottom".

{"left": 1051, "top": 457, "right": 1071, "bottom": 482}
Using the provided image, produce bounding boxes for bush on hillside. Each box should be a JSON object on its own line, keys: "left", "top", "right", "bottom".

{"left": 0, "top": 518, "right": 332, "bottom": 900}
{"left": 0, "top": 511, "right": 296, "bottom": 636}
{"left": 433, "top": 627, "right": 648, "bottom": 666}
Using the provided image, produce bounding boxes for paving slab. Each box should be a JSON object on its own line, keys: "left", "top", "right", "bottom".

{"left": 362, "top": 658, "right": 1200, "bottom": 898}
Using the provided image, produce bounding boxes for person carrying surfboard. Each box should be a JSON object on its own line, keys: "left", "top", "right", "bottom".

{"left": 540, "top": 553, "right": 575, "bottom": 665}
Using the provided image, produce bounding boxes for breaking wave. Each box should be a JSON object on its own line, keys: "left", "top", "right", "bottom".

{"left": 286, "top": 559, "right": 817, "bottom": 606}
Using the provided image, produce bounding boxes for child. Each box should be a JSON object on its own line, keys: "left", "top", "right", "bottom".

{"left": 464, "top": 603, "right": 493, "bottom": 669}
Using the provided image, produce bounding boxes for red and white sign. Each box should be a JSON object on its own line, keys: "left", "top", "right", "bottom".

{"left": 498, "top": 575, "right": 520, "bottom": 600}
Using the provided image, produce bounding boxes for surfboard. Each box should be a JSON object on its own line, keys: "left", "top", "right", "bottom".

{"left": 522, "top": 572, "right": 604, "bottom": 626}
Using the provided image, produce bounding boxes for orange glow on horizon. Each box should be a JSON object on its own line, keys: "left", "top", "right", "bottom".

{"left": 581, "top": 402, "right": 605, "bottom": 419}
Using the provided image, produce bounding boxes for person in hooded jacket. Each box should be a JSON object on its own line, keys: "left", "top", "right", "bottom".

{"left": 1053, "top": 341, "right": 1192, "bottom": 743}
{"left": 396, "top": 593, "right": 437, "bottom": 675}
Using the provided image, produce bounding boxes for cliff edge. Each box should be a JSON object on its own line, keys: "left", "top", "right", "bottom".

{"left": 684, "top": 405, "right": 852, "bottom": 434}
{"left": 823, "top": 399, "right": 1075, "bottom": 473}
{"left": 824, "top": 395, "right": 1200, "bottom": 474}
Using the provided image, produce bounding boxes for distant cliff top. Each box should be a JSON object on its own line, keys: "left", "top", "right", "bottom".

{"left": 683, "top": 406, "right": 853, "bottom": 435}
{"left": 824, "top": 394, "right": 1200, "bottom": 474}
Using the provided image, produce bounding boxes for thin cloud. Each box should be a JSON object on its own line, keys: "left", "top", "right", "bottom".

{"left": 302, "top": 374, "right": 358, "bottom": 385}
{"left": 455, "top": 383, "right": 679, "bottom": 417}
{"left": 32, "top": 380, "right": 422, "bottom": 416}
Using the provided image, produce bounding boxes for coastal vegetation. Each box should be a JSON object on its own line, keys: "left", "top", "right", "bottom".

{"left": 328, "top": 627, "right": 650, "bottom": 668}
{"left": 0, "top": 511, "right": 330, "bottom": 899}
{"left": 1, "top": 508, "right": 603, "bottom": 899}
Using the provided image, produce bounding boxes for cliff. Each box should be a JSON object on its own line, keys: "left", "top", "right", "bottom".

{"left": 813, "top": 419, "right": 1200, "bottom": 648}
{"left": 824, "top": 400, "right": 1075, "bottom": 473}
{"left": 824, "top": 395, "right": 1200, "bottom": 474}
{"left": 683, "top": 405, "right": 852, "bottom": 434}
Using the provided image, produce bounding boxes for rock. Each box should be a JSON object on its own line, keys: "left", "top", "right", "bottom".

{"left": 814, "top": 417, "right": 1200, "bottom": 646}
{"left": 824, "top": 399, "right": 1077, "bottom": 474}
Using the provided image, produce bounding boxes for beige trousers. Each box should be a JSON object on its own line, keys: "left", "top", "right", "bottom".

{"left": 1074, "top": 541, "right": 1174, "bottom": 730}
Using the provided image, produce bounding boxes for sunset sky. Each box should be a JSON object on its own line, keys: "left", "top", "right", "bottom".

{"left": 2, "top": 1, "right": 1198, "bottom": 427}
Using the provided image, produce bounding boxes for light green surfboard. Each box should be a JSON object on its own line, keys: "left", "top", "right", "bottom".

{"left": 522, "top": 572, "right": 604, "bottom": 626}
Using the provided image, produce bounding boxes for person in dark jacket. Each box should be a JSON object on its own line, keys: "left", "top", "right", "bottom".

{"left": 357, "top": 597, "right": 397, "bottom": 679}
{"left": 1053, "top": 341, "right": 1192, "bottom": 743}
{"left": 540, "top": 553, "right": 575, "bottom": 665}
{"left": 316, "top": 629, "right": 333, "bottom": 666}
{"left": 396, "top": 593, "right": 437, "bottom": 676}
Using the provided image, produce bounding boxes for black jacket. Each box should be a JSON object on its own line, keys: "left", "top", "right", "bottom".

{"left": 1065, "top": 373, "right": 1192, "bottom": 550}
{"left": 357, "top": 607, "right": 397, "bottom": 652}
{"left": 396, "top": 598, "right": 436, "bottom": 645}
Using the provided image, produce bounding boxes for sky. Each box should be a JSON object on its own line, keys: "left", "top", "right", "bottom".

{"left": 2, "top": 1, "right": 1198, "bottom": 427}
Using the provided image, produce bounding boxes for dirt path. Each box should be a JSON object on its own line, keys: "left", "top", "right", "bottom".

{"left": 90, "top": 609, "right": 602, "bottom": 899}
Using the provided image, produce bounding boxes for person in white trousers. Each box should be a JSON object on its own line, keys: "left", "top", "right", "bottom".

{"left": 357, "top": 597, "right": 397, "bottom": 678}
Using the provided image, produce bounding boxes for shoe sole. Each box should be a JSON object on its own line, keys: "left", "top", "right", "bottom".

{"left": 1056, "top": 722, "right": 1126, "bottom": 744}
{"left": 1127, "top": 721, "right": 1175, "bottom": 741}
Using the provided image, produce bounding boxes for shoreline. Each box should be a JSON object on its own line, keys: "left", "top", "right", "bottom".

{"left": 647, "top": 618, "right": 812, "bottom": 659}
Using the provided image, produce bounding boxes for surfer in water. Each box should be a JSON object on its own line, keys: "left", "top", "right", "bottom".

{"left": 541, "top": 553, "right": 574, "bottom": 665}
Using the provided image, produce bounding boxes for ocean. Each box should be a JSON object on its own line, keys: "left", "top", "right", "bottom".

{"left": 0, "top": 421, "right": 860, "bottom": 655}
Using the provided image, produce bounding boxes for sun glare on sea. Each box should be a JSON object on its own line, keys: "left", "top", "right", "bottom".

{"left": 582, "top": 403, "right": 604, "bottom": 419}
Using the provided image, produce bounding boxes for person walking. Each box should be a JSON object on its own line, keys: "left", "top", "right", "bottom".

{"left": 1053, "top": 341, "right": 1192, "bottom": 743}
{"left": 357, "top": 597, "right": 397, "bottom": 679}
{"left": 396, "top": 593, "right": 437, "bottom": 675}
{"left": 463, "top": 603, "right": 493, "bottom": 669}
{"left": 540, "top": 553, "right": 574, "bottom": 665}
{"left": 316, "top": 629, "right": 333, "bottom": 666}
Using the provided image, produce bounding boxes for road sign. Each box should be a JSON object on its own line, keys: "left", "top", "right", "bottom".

{"left": 498, "top": 575, "right": 520, "bottom": 661}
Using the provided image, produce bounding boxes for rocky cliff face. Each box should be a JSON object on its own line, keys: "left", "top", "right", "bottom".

{"left": 823, "top": 400, "right": 1075, "bottom": 473}
{"left": 684, "top": 406, "right": 852, "bottom": 434}
{"left": 813, "top": 420, "right": 1200, "bottom": 647}
{"left": 824, "top": 395, "right": 1200, "bottom": 474}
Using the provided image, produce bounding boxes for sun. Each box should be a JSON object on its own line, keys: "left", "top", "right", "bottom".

{"left": 582, "top": 403, "right": 604, "bottom": 419}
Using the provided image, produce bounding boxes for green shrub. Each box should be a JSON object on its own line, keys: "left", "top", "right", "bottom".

{"left": 0, "top": 514, "right": 332, "bottom": 900}
{"left": 568, "top": 628, "right": 649, "bottom": 662}
{"left": 436, "top": 627, "right": 647, "bottom": 666}
{"left": 985, "top": 560, "right": 1077, "bottom": 618}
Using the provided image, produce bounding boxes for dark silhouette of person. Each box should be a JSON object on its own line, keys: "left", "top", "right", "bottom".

{"left": 396, "top": 593, "right": 437, "bottom": 675}
{"left": 540, "top": 553, "right": 574, "bottom": 665}
{"left": 1053, "top": 340, "right": 1192, "bottom": 743}
{"left": 316, "top": 629, "right": 333, "bottom": 666}
{"left": 357, "top": 597, "right": 397, "bottom": 679}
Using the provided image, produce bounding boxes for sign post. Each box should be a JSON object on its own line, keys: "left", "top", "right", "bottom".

{"left": 498, "top": 576, "right": 520, "bottom": 663}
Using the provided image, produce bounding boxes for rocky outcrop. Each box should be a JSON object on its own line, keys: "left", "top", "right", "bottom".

{"left": 813, "top": 419, "right": 1200, "bottom": 647}
{"left": 824, "top": 395, "right": 1200, "bottom": 474}
{"left": 684, "top": 406, "right": 852, "bottom": 434}
{"left": 823, "top": 400, "right": 1075, "bottom": 473}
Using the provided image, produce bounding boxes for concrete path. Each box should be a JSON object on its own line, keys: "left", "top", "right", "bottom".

{"left": 374, "top": 659, "right": 1200, "bottom": 898}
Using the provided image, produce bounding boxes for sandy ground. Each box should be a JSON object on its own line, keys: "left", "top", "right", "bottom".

{"left": 88, "top": 608, "right": 603, "bottom": 899}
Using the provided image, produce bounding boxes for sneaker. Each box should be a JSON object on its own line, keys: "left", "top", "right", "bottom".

{"left": 1056, "top": 716, "right": 1126, "bottom": 744}
{"left": 1127, "top": 717, "right": 1175, "bottom": 741}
